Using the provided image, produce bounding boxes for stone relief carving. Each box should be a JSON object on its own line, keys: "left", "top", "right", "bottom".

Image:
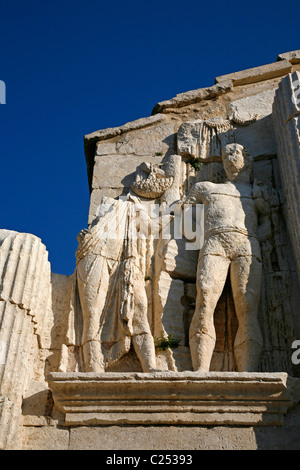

{"left": 255, "top": 175, "right": 295, "bottom": 374}
{"left": 2, "top": 63, "right": 300, "bottom": 449}
{"left": 131, "top": 154, "right": 184, "bottom": 205}
{"left": 175, "top": 102, "right": 297, "bottom": 374}
{"left": 74, "top": 196, "right": 161, "bottom": 372}
{"left": 68, "top": 154, "right": 186, "bottom": 373}
{"left": 230, "top": 112, "right": 258, "bottom": 126}
{"left": 177, "top": 117, "right": 235, "bottom": 160}
{"left": 131, "top": 162, "right": 174, "bottom": 199}
{"left": 54, "top": 77, "right": 300, "bottom": 378}
{"left": 67, "top": 142, "right": 298, "bottom": 375}
{"left": 184, "top": 143, "right": 264, "bottom": 372}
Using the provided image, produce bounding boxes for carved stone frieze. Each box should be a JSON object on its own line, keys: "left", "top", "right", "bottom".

{"left": 2, "top": 52, "right": 300, "bottom": 449}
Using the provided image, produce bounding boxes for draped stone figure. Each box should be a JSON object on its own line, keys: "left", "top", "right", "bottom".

{"left": 75, "top": 194, "right": 159, "bottom": 372}
{"left": 185, "top": 143, "right": 265, "bottom": 372}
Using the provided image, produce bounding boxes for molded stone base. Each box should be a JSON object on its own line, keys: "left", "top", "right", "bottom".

{"left": 47, "top": 371, "right": 300, "bottom": 427}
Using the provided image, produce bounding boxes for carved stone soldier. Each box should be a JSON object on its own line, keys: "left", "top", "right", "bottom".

{"left": 185, "top": 143, "right": 265, "bottom": 372}
{"left": 76, "top": 196, "right": 159, "bottom": 372}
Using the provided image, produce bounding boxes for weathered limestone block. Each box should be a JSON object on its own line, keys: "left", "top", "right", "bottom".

{"left": 253, "top": 159, "right": 273, "bottom": 182}
{"left": 161, "top": 238, "right": 198, "bottom": 281}
{"left": 92, "top": 155, "right": 164, "bottom": 189}
{"left": 20, "top": 404, "right": 300, "bottom": 450}
{"left": 115, "top": 123, "right": 176, "bottom": 156}
{"left": 68, "top": 425, "right": 258, "bottom": 450}
{"left": 86, "top": 114, "right": 167, "bottom": 143}
{"left": 51, "top": 273, "right": 74, "bottom": 351}
{"left": 88, "top": 188, "right": 124, "bottom": 226}
{"left": 156, "top": 272, "right": 185, "bottom": 338}
{"left": 177, "top": 118, "right": 235, "bottom": 160}
{"left": 152, "top": 271, "right": 187, "bottom": 371}
{"left": 273, "top": 71, "right": 300, "bottom": 284}
{"left": 89, "top": 121, "right": 176, "bottom": 224}
{"left": 0, "top": 230, "right": 52, "bottom": 449}
{"left": 152, "top": 81, "right": 233, "bottom": 114}
{"left": 95, "top": 123, "right": 176, "bottom": 158}
{"left": 0, "top": 396, "right": 16, "bottom": 450}
{"left": 215, "top": 59, "right": 292, "bottom": 86}
{"left": 84, "top": 114, "right": 170, "bottom": 190}
{"left": 153, "top": 233, "right": 199, "bottom": 372}
{"left": 45, "top": 272, "right": 75, "bottom": 376}
{"left": 177, "top": 89, "right": 277, "bottom": 162}
{"left": 95, "top": 141, "right": 117, "bottom": 155}
{"left": 89, "top": 155, "right": 164, "bottom": 225}
{"left": 234, "top": 115, "right": 276, "bottom": 160}
{"left": 21, "top": 424, "right": 69, "bottom": 450}
{"left": 48, "top": 371, "right": 299, "bottom": 427}
{"left": 229, "top": 89, "right": 276, "bottom": 123}
{"left": 277, "top": 50, "right": 300, "bottom": 64}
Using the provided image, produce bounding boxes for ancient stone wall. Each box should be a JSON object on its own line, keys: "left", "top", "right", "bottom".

{"left": 2, "top": 50, "right": 300, "bottom": 450}
{"left": 273, "top": 71, "right": 300, "bottom": 287}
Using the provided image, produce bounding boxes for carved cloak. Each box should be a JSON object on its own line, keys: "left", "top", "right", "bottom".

{"left": 69, "top": 196, "right": 151, "bottom": 369}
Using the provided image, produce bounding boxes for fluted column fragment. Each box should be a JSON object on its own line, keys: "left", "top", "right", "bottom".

{"left": 0, "top": 230, "right": 52, "bottom": 449}
{"left": 273, "top": 72, "right": 300, "bottom": 283}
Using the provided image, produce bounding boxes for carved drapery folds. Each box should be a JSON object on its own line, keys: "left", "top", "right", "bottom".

{"left": 177, "top": 117, "right": 235, "bottom": 160}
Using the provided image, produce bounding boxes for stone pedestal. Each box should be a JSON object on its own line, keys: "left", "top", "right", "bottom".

{"left": 48, "top": 371, "right": 300, "bottom": 427}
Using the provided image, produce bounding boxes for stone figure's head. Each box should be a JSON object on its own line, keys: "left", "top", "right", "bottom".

{"left": 221, "top": 143, "right": 253, "bottom": 182}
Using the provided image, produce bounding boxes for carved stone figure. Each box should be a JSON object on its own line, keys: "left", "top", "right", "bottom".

{"left": 2, "top": 52, "right": 300, "bottom": 450}
{"left": 185, "top": 143, "right": 265, "bottom": 372}
{"left": 75, "top": 195, "right": 159, "bottom": 372}
{"left": 131, "top": 162, "right": 174, "bottom": 199}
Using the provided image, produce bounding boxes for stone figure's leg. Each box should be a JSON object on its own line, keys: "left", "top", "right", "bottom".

{"left": 132, "top": 334, "right": 158, "bottom": 372}
{"left": 230, "top": 255, "right": 263, "bottom": 372}
{"left": 132, "top": 282, "right": 159, "bottom": 372}
{"left": 82, "top": 340, "right": 105, "bottom": 372}
{"left": 189, "top": 254, "right": 230, "bottom": 372}
{"left": 77, "top": 255, "right": 108, "bottom": 372}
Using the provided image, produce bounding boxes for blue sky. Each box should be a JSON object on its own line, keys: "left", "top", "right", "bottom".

{"left": 0, "top": 0, "right": 299, "bottom": 275}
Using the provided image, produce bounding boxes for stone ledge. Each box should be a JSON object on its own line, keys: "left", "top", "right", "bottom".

{"left": 84, "top": 114, "right": 167, "bottom": 144}
{"left": 277, "top": 50, "right": 300, "bottom": 64}
{"left": 47, "top": 371, "right": 299, "bottom": 427}
{"left": 151, "top": 81, "right": 233, "bottom": 115}
{"left": 215, "top": 60, "right": 292, "bottom": 86}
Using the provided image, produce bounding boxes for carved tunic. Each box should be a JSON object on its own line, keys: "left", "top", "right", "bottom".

{"left": 75, "top": 197, "right": 151, "bottom": 367}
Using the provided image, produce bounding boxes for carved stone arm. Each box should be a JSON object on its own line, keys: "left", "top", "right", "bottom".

{"left": 182, "top": 182, "right": 205, "bottom": 205}
{"left": 253, "top": 179, "right": 271, "bottom": 216}
{"left": 253, "top": 179, "right": 273, "bottom": 242}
